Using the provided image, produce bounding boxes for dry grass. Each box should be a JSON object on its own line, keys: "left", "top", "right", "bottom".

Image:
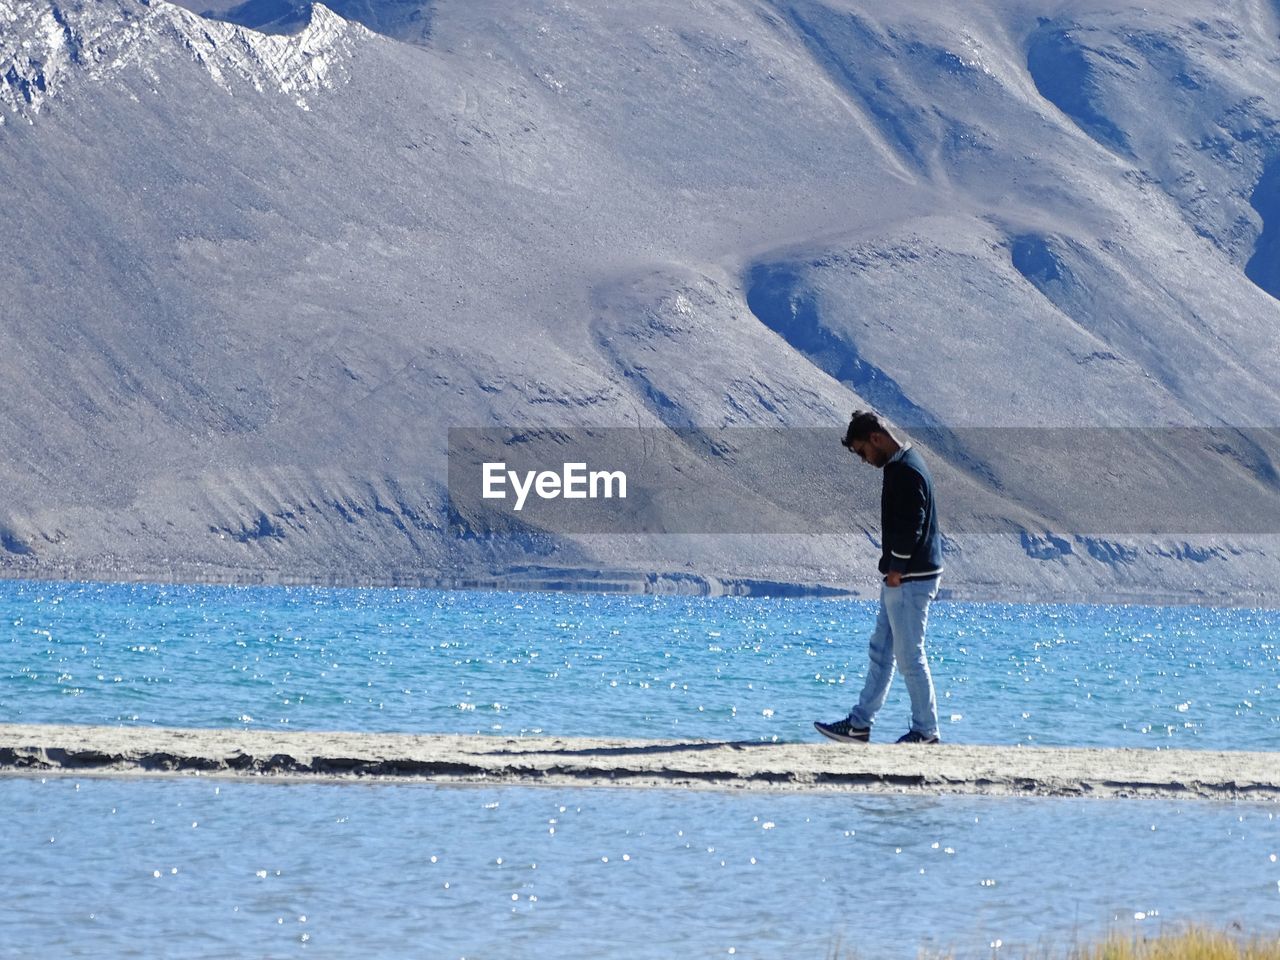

{"left": 1068, "top": 927, "right": 1280, "bottom": 960}
{"left": 828, "top": 926, "right": 1280, "bottom": 960}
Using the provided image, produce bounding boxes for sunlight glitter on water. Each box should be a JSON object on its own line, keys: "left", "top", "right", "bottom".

{"left": 3, "top": 583, "right": 1280, "bottom": 955}
{"left": 3, "top": 581, "right": 1279, "bottom": 750}
{"left": 3, "top": 777, "right": 1277, "bottom": 960}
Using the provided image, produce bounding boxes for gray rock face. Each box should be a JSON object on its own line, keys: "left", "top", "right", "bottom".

{"left": 3, "top": 0, "right": 1280, "bottom": 601}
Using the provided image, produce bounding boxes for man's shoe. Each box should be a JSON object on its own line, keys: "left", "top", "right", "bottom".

{"left": 814, "top": 718, "right": 871, "bottom": 743}
{"left": 895, "top": 730, "right": 940, "bottom": 744}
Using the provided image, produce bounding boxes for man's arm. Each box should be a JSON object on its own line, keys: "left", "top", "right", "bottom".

{"left": 884, "top": 468, "right": 928, "bottom": 583}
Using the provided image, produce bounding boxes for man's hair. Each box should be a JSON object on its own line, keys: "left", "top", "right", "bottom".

{"left": 842, "top": 410, "right": 893, "bottom": 448}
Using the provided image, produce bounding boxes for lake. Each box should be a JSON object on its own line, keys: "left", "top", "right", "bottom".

{"left": 2, "top": 580, "right": 1278, "bottom": 957}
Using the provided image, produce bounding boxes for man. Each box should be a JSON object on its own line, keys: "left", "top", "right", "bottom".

{"left": 815, "top": 410, "right": 944, "bottom": 745}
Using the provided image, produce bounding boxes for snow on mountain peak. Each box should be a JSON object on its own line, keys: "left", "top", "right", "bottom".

{"left": 0, "top": 0, "right": 367, "bottom": 122}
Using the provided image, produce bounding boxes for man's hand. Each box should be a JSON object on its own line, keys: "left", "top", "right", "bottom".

{"left": 885, "top": 571, "right": 903, "bottom": 588}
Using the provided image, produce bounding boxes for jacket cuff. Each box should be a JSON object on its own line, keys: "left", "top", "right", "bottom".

{"left": 887, "top": 553, "right": 911, "bottom": 574}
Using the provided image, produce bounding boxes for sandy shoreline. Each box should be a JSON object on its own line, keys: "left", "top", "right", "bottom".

{"left": 0, "top": 723, "right": 1276, "bottom": 799}
{"left": 4, "top": 567, "right": 1277, "bottom": 608}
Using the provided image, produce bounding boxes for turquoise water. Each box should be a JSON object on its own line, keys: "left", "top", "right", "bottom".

{"left": 3, "top": 579, "right": 1280, "bottom": 958}
{"left": 2, "top": 776, "right": 1277, "bottom": 959}
{"left": 3, "top": 580, "right": 1279, "bottom": 748}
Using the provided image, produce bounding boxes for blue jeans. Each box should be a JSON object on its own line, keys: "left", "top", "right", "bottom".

{"left": 847, "top": 578, "right": 940, "bottom": 738}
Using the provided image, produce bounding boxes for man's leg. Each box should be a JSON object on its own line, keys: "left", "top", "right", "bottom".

{"left": 846, "top": 585, "right": 896, "bottom": 729}
{"left": 884, "top": 578, "right": 940, "bottom": 738}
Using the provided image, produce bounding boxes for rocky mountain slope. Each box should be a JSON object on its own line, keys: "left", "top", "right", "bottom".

{"left": 2, "top": 0, "right": 1279, "bottom": 601}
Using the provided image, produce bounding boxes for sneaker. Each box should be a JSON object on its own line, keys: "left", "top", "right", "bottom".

{"left": 895, "top": 730, "right": 940, "bottom": 744}
{"left": 814, "top": 718, "right": 871, "bottom": 743}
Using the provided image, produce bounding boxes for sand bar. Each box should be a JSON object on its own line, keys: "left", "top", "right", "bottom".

{"left": 0, "top": 724, "right": 1276, "bottom": 799}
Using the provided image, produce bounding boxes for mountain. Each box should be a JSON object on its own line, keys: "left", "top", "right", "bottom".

{"left": 203, "top": 0, "right": 432, "bottom": 42}
{"left": 2, "top": 0, "right": 1279, "bottom": 601}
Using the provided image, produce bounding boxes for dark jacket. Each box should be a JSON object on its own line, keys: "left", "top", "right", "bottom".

{"left": 878, "top": 444, "right": 943, "bottom": 581}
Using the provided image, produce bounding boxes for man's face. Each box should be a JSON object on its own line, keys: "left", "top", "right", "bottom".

{"left": 848, "top": 434, "right": 890, "bottom": 468}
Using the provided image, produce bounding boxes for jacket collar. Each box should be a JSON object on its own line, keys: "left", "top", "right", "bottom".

{"left": 887, "top": 441, "right": 912, "bottom": 465}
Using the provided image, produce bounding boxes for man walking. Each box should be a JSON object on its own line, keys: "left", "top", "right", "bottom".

{"left": 815, "top": 410, "right": 944, "bottom": 745}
